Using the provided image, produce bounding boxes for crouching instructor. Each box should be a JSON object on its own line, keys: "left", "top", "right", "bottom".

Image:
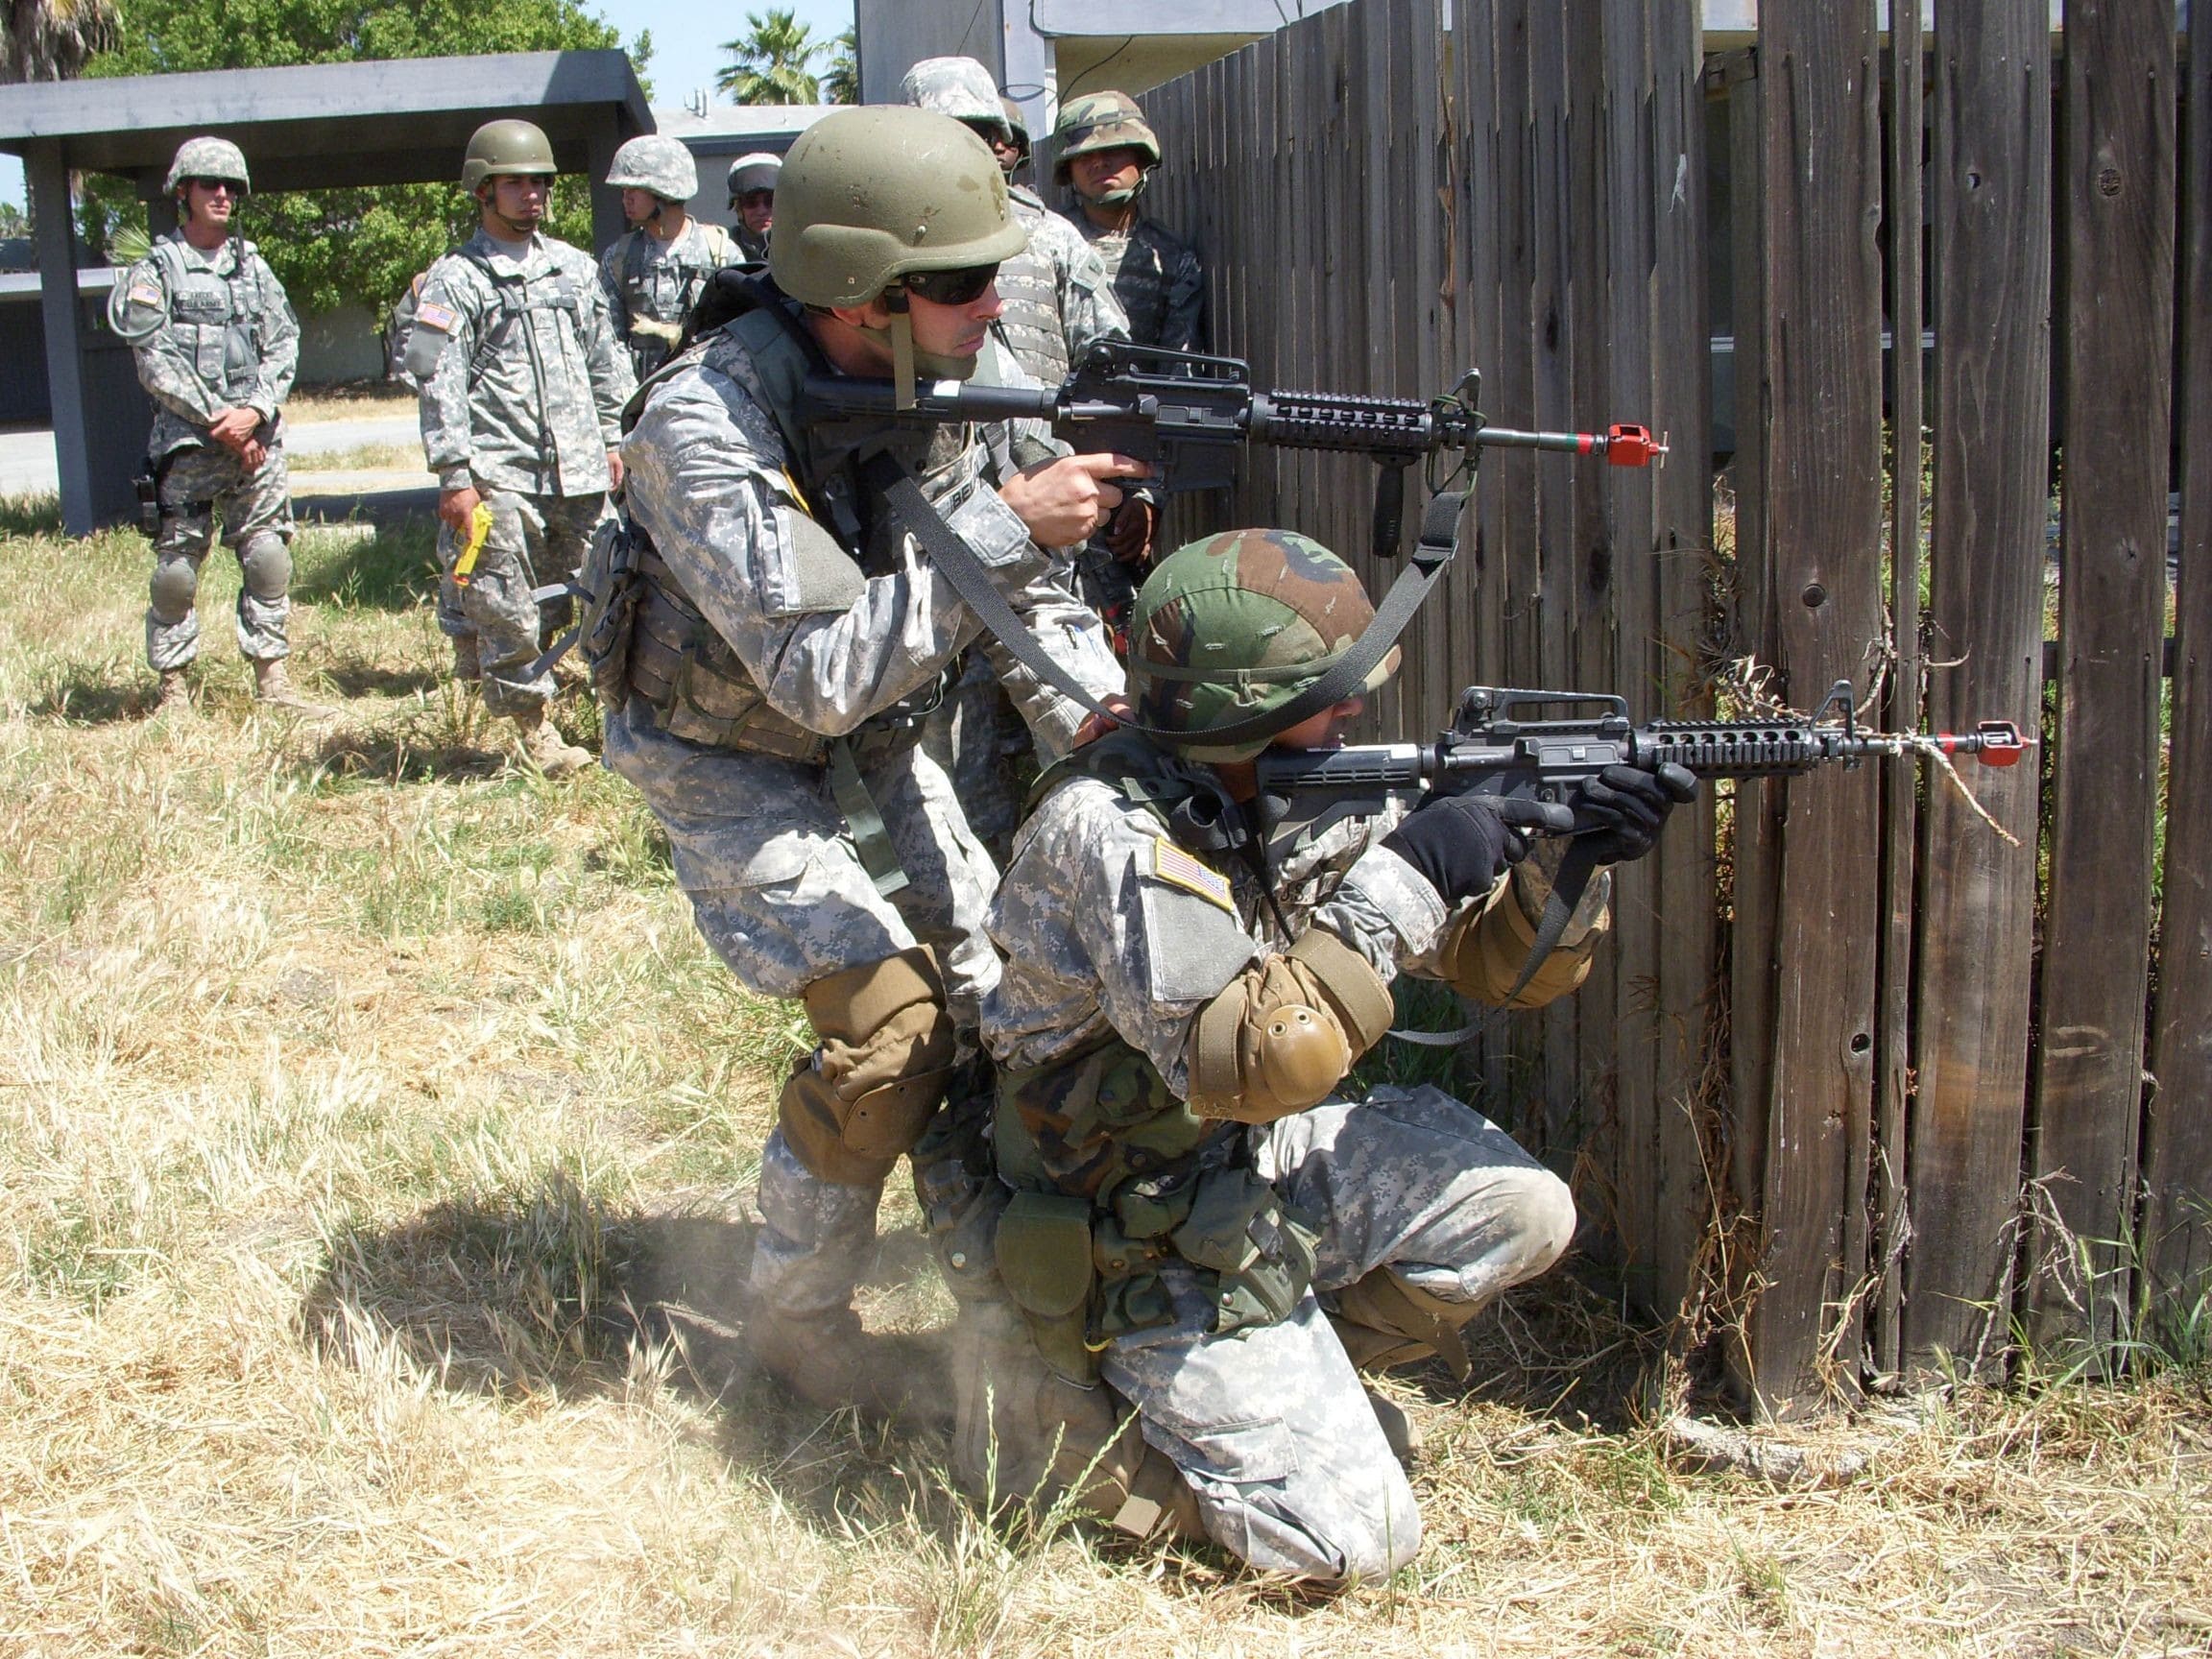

{"left": 602, "top": 107, "right": 1139, "bottom": 1417}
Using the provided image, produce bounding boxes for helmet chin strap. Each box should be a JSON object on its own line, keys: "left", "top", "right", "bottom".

{"left": 884, "top": 288, "right": 918, "bottom": 411}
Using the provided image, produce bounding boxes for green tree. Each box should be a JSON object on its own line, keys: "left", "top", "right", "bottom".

{"left": 0, "top": 200, "right": 28, "bottom": 238}
{"left": 715, "top": 9, "right": 820, "bottom": 106}
{"left": 77, "top": 0, "right": 651, "bottom": 322}
{"left": 3, "top": 0, "right": 118, "bottom": 83}
{"left": 821, "top": 26, "right": 857, "bottom": 106}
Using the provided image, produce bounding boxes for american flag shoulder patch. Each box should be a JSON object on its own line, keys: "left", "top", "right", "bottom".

{"left": 1149, "top": 837, "right": 1235, "bottom": 913}
{"left": 127, "top": 282, "right": 163, "bottom": 309}
{"left": 416, "top": 300, "right": 458, "bottom": 333}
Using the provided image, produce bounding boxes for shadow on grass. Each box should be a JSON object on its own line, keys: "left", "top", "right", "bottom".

{"left": 317, "top": 658, "right": 443, "bottom": 699}
{"left": 302, "top": 718, "right": 508, "bottom": 783}
{"left": 0, "top": 493, "right": 64, "bottom": 537}
{"left": 300, "top": 1175, "right": 962, "bottom": 1533}
{"left": 28, "top": 661, "right": 153, "bottom": 724}
{"left": 292, "top": 517, "right": 441, "bottom": 611}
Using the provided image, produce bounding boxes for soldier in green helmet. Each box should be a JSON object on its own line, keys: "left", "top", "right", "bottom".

{"left": 407, "top": 118, "right": 635, "bottom": 776}
{"left": 600, "top": 105, "right": 1143, "bottom": 1423}
{"left": 1054, "top": 90, "right": 1206, "bottom": 356}
{"left": 109, "top": 136, "right": 325, "bottom": 715}
{"left": 958, "top": 528, "right": 1695, "bottom": 1578}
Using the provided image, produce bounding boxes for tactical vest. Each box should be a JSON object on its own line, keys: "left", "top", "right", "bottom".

{"left": 620, "top": 299, "right": 973, "bottom": 759}
{"left": 994, "top": 194, "right": 1072, "bottom": 384}
{"left": 154, "top": 238, "right": 264, "bottom": 406}
{"left": 617, "top": 224, "right": 725, "bottom": 327}
{"left": 456, "top": 248, "right": 582, "bottom": 375}
{"left": 991, "top": 733, "right": 1319, "bottom": 1382}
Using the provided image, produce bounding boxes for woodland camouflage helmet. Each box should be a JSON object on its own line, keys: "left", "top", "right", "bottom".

{"left": 768, "top": 106, "right": 1026, "bottom": 310}
{"left": 1000, "top": 98, "right": 1033, "bottom": 168}
{"left": 1052, "top": 91, "right": 1161, "bottom": 186}
{"left": 1128, "top": 529, "right": 1398, "bottom": 764}
{"left": 164, "top": 137, "right": 250, "bottom": 196}
{"left": 605, "top": 134, "right": 698, "bottom": 202}
{"left": 461, "top": 118, "right": 558, "bottom": 192}
{"left": 901, "top": 55, "right": 1008, "bottom": 133}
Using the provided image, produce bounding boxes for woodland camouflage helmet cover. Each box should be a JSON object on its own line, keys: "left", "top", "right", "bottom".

{"left": 605, "top": 134, "right": 698, "bottom": 202}
{"left": 1000, "top": 98, "right": 1033, "bottom": 166}
{"left": 164, "top": 136, "right": 250, "bottom": 196}
{"left": 461, "top": 118, "right": 559, "bottom": 192}
{"left": 1129, "top": 529, "right": 1398, "bottom": 763}
{"left": 768, "top": 105, "right": 1026, "bottom": 310}
{"left": 1052, "top": 90, "right": 1162, "bottom": 183}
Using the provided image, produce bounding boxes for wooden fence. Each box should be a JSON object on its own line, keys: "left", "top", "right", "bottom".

{"left": 1128, "top": 0, "right": 2208, "bottom": 1411}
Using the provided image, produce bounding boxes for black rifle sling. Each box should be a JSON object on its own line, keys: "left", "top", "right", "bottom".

{"left": 863, "top": 452, "right": 1468, "bottom": 752}
{"left": 1385, "top": 836, "right": 1605, "bottom": 1047}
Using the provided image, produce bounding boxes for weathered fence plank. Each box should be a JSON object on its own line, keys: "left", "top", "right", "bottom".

{"left": 1744, "top": 0, "right": 1887, "bottom": 1413}
{"left": 1647, "top": 0, "right": 1716, "bottom": 1333}
{"left": 1908, "top": 0, "right": 2053, "bottom": 1380}
{"left": 2142, "top": 6, "right": 2212, "bottom": 1334}
{"left": 1872, "top": 2, "right": 1926, "bottom": 1380}
{"left": 2028, "top": 0, "right": 2176, "bottom": 1358}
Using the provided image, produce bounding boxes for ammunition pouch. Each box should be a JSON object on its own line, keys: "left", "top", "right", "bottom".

{"left": 777, "top": 946, "right": 958, "bottom": 1186}
{"left": 995, "top": 1190, "right": 1098, "bottom": 1385}
{"left": 134, "top": 473, "right": 161, "bottom": 541}
{"left": 575, "top": 514, "right": 641, "bottom": 713}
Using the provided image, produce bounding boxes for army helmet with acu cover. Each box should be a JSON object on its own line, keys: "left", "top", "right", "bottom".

{"left": 605, "top": 133, "right": 698, "bottom": 204}
{"left": 1128, "top": 529, "right": 1399, "bottom": 764}
{"left": 1052, "top": 90, "right": 1162, "bottom": 198}
{"left": 461, "top": 118, "right": 558, "bottom": 193}
{"left": 901, "top": 55, "right": 1009, "bottom": 133}
{"left": 164, "top": 136, "right": 250, "bottom": 197}
{"left": 768, "top": 105, "right": 1027, "bottom": 387}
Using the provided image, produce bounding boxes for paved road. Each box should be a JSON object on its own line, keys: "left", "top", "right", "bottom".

{"left": 0, "top": 411, "right": 424, "bottom": 497}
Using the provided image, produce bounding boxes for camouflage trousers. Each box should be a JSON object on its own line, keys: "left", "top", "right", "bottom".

{"left": 918, "top": 648, "right": 1027, "bottom": 863}
{"left": 146, "top": 442, "right": 294, "bottom": 671}
{"left": 1104, "top": 1085, "right": 1574, "bottom": 1582}
{"left": 601, "top": 701, "right": 1002, "bottom": 1314}
{"left": 435, "top": 489, "right": 606, "bottom": 715}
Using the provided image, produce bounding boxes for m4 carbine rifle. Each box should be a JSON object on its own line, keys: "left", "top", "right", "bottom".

{"left": 1255, "top": 679, "right": 2031, "bottom": 850}
{"left": 801, "top": 341, "right": 1666, "bottom": 560}
{"left": 1258, "top": 679, "right": 2030, "bottom": 1007}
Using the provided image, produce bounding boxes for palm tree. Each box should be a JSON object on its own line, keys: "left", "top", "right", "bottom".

{"left": 715, "top": 9, "right": 821, "bottom": 106}
{"left": 821, "top": 27, "right": 857, "bottom": 106}
{"left": 2, "top": 0, "right": 119, "bottom": 83}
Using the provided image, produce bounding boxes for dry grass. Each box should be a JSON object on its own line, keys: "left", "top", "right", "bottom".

{"left": 285, "top": 383, "right": 418, "bottom": 426}
{"left": 2, "top": 491, "right": 2209, "bottom": 1658}
{"left": 286, "top": 442, "right": 430, "bottom": 475}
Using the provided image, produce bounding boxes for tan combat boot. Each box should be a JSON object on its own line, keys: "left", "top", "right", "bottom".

{"left": 154, "top": 668, "right": 192, "bottom": 715}
{"left": 252, "top": 657, "right": 335, "bottom": 717}
{"left": 510, "top": 707, "right": 592, "bottom": 777}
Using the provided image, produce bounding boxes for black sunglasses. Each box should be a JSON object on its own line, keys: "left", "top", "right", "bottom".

{"left": 902, "top": 263, "right": 998, "bottom": 306}
{"left": 186, "top": 177, "right": 244, "bottom": 195}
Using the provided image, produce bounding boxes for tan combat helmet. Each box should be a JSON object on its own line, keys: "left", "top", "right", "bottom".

{"left": 1052, "top": 91, "right": 1161, "bottom": 200}
{"left": 461, "top": 118, "right": 558, "bottom": 192}
{"left": 769, "top": 106, "right": 1027, "bottom": 397}
{"left": 605, "top": 134, "right": 698, "bottom": 204}
{"left": 163, "top": 136, "right": 250, "bottom": 197}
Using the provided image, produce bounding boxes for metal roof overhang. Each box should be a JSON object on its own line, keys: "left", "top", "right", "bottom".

{"left": 0, "top": 50, "right": 649, "bottom": 192}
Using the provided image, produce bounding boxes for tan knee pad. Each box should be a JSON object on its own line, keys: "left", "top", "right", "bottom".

{"left": 778, "top": 947, "right": 958, "bottom": 1186}
{"left": 1328, "top": 1266, "right": 1479, "bottom": 1382}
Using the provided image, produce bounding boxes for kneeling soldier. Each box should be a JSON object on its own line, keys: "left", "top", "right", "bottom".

{"left": 962, "top": 529, "right": 1695, "bottom": 1581}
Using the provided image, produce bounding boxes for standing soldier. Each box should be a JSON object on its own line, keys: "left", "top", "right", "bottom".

{"left": 1054, "top": 90, "right": 1205, "bottom": 357}
{"left": 901, "top": 56, "right": 1139, "bottom": 855}
{"left": 726, "top": 153, "right": 780, "bottom": 264}
{"left": 404, "top": 118, "right": 636, "bottom": 777}
{"left": 109, "top": 136, "right": 322, "bottom": 714}
{"left": 603, "top": 107, "right": 1138, "bottom": 1421}
{"left": 599, "top": 134, "right": 738, "bottom": 380}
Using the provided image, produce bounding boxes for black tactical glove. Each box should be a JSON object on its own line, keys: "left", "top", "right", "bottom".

{"left": 1382, "top": 793, "right": 1573, "bottom": 904}
{"left": 1574, "top": 762, "right": 1698, "bottom": 865}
